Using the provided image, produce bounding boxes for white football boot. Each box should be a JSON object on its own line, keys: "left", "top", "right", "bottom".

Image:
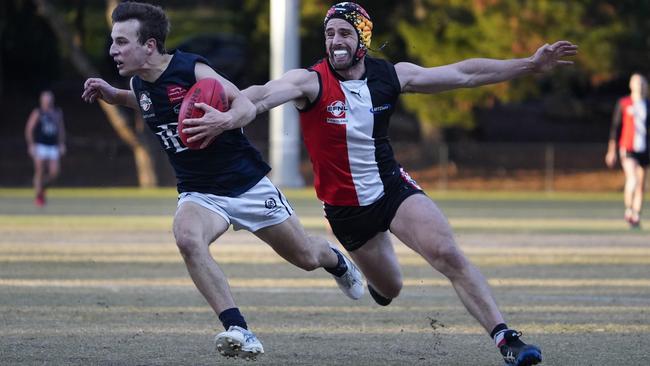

{"left": 215, "top": 325, "right": 264, "bottom": 361}
{"left": 330, "top": 246, "right": 364, "bottom": 300}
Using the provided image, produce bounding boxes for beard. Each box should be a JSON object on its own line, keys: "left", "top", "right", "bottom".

{"left": 328, "top": 47, "right": 355, "bottom": 70}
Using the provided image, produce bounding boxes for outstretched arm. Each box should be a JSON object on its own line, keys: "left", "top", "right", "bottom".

{"left": 396, "top": 41, "right": 578, "bottom": 94}
{"left": 243, "top": 69, "right": 320, "bottom": 114}
{"left": 82, "top": 78, "right": 138, "bottom": 109}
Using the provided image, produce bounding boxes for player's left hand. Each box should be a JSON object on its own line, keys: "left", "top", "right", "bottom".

{"left": 530, "top": 41, "right": 578, "bottom": 73}
{"left": 181, "top": 102, "right": 234, "bottom": 149}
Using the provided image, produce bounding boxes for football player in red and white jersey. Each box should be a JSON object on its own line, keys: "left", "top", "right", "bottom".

{"left": 606, "top": 73, "right": 649, "bottom": 228}
{"left": 194, "top": 3, "right": 577, "bottom": 365}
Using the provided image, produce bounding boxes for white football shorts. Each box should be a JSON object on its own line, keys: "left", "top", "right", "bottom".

{"left": 34, "top": 144, "right": 60, "bottom": 160}
{"left": 177, "top": 176, "right": 294, "bottom": 232}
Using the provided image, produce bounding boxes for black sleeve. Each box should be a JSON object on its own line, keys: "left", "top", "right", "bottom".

{"left": 609, "top": 99, "right": 622, "bottom": 144}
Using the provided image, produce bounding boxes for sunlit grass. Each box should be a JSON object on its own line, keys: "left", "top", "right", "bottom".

{"left": 0, "top": 187, "right": 623, "bottom": 201}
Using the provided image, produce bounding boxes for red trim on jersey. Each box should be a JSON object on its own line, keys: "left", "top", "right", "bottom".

{"left": 619, "top": 96, "right": 636, "bottom": 151}
{"left": 300, "top": 61, "right": 359, "bottom": 206}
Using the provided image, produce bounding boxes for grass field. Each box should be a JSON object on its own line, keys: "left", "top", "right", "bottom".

{"left": 0, "top": 188, "right": 648, "bottom": 365}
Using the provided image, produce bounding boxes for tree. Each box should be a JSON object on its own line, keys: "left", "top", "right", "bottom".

{"left": 395, "top": 0, "right": 628, "bottom": 141}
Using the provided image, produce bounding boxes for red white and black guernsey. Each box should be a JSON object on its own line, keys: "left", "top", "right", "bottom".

{"left": 299, "top": 57, "right": 421, "bottom": 207}
{"left": 610, "top": 96, "right": 649, "bottom": 154}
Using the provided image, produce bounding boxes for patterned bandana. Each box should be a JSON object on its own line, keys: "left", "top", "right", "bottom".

{"left": 324, "top": 2, "right": 373, "bottom": 65}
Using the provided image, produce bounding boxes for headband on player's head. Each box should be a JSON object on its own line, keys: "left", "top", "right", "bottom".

{"left": 324, "top": 2, "right": 373, "bottom": 65}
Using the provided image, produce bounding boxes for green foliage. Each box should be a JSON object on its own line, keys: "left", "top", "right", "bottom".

{"left": 395, "top": 0, "right": 644, "bottom": 132}
{"left": 8, "top": 0, "right": 650, "bottom": 134}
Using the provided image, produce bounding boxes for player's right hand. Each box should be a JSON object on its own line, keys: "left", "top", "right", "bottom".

{"left": 82, "top": 78, "right": 118, "bottom": 104}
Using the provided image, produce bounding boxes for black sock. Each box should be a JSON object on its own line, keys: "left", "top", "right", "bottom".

{"left": 490, "top": 323, "right": 508, "bottom": 339}
{"left": 491, "top": 323, "right": 509, "bottom": 347}
{"left": 368, "top": 284, "right": 392, "bottom": 306}
{"left": 324, "top": 247, "right": 348, "bottom": 277}
{"left": 218, "top": 307, "right": 248, "bottom": 330}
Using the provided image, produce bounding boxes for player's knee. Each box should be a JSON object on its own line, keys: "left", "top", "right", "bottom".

{"left": 626, "top": 176, "right": 638, "bottom": 189}
{"left": 294, "top": 250, "right": 321, "bottom": 271}
{"left": 427, "top": 244, "right": 468, "bottom": 277}
{"left": 174, "top": 231, "right": 203, "bottom": 257}
{"left": 380, "top": 280, "right": 402, "bottom": 299}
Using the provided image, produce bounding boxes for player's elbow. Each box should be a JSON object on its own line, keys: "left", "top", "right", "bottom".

{"left": 459, "top": 71, "right": 481, "bottom": 88}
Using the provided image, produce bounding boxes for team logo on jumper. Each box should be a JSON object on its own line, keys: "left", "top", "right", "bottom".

{"left": 326, "top": 100, "right": 348, "bottom": 124}
{"left": 139, "top": 92, "right": 155, "bottom": 118}
{"left": 370, "top": 104, "right": 391, "bottom": 114}
{"left": 139, "top": 92, "right": 152, "bottom": 111}
{"left": 265, "top": 198, "right": 277, "bottom": 209}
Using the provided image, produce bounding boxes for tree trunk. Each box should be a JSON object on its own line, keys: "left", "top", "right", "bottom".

{"left": 33, "top": 0, "right": 157, "bottom": 187}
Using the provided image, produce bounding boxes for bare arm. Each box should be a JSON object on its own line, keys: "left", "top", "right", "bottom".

{"left": 606, "top": 100, "right": 622, "bottom": 168}
{"left": 25, "top": 109, "right": 38, "bottom": 145}
{"left": 82, "top": 78, "right": 138, "bottom": 109}
{"left": 183, "top": 67, "right": 318, "bottom": 147}
{"left": 243, "top": 68, "right": 320, "bottom": 114}
{"left": 396, "top": 41, "right": 578, "bottom": 94}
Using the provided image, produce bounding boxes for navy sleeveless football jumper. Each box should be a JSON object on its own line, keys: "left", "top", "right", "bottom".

{"left": 33, "top": 108, "right": 62, "bottom": 146}
{"left": 131, "top": 51, "right": 270, "bottom": 197}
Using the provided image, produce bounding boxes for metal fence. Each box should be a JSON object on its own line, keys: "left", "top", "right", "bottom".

{"left": 0, "top": 137, "right": 634, "bottom": 192}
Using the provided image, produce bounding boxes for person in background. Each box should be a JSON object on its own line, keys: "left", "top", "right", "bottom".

{"left": 606, "top": 73, "right": 649, "bottom": 228}
{"left": 25, "top": 90, "right": 66, "bottom": 207}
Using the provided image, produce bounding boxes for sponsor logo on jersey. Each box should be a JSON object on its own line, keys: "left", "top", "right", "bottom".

{"left": 326, "top": 100, "right": 348, "bottom": 124}
{"left": 167, "top": 85, "right": 188, "bottom": 104}
{"left": 327, "top": 100, "right": 347, "bottom": 117}
{"left": 370, "top": 104, "right": 391, "bottom": 114}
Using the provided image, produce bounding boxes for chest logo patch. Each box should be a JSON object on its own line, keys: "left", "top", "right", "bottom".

{"left": 139, "top": 92, "right": 153, "bottom": 112}
{"left": 327, "top": 100, "right": 347, "bottom": 117}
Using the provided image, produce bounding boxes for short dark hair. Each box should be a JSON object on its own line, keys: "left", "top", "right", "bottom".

{"left": 112, "top": 1, "right": 170, "bottom": 54}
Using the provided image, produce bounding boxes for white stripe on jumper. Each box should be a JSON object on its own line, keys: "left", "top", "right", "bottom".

{"left": 340, "top": 79, "right": 383, "bottom": 206}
